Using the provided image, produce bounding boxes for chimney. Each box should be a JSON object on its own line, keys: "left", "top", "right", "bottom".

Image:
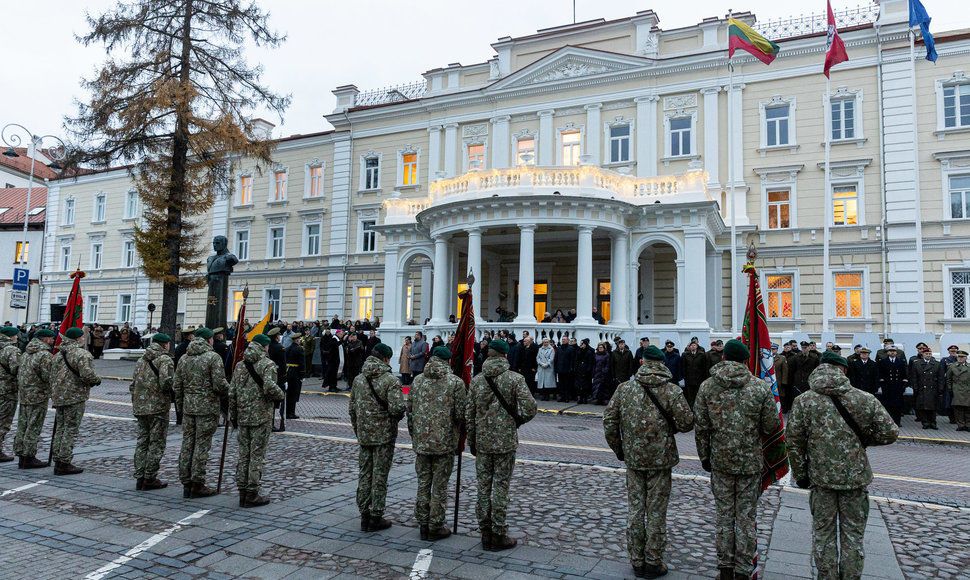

{"left": 252, "top": 118, "right": 275, "bottom": 140}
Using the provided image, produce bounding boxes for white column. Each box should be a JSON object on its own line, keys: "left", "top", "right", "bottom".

{"left": 610, "top": 232, "right": 630, "bottom": 326}
{"left": 427, "top": 125, "right": 442, "bottom": 181}
{"left": 467, "top": 228, "right": 483, "bottom": 322}
{"left": 683, "top": 232, "right": 709, "bottom": 325}
{"left": 487, "top": 258, "right": 501, "bottom": 317}
{"left": 585, "top": 103, "right": 602, "bottom": 163}
{"left": 538, "top": 110, "right": 555, "bottom": 166}
{"left": 675, "top": 258, "right": 686, "bottom": 323}
{"left": 382, "top": 247, "right": 400, "bottom": 325}
{"left": 701, "top": 87, "right": 720, "bottom": 187}
{"left": 490, "top": 116, "right": 511, "bottom": 169}
{"left": 420, "top": 264, "right": 433, "bottom": 322}
{"left": 443, "top": 122, "right": 458, "bottom": 178}
{"left": 635, "top": 95, "right": 659, "bottom": 177}
{"left": 430, "top": 235, "right": 450, "bottom": 324}
{"left": 514, "top": 224, "right": 537, "bottom": 323}
{"left": 574, "top": 226, "right": 596, "bottom": 325}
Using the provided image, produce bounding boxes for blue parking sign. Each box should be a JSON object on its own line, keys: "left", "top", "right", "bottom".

{"left": 12, "top": 268, "right": 28, "bottom": 291}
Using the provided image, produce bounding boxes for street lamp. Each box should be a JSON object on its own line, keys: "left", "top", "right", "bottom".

{"left": 2, "top": 123, "right": 66, "bottom": 325}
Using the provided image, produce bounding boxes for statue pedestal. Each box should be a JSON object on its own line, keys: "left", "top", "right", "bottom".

{"left": 205, "top": 274, "right": 229, "bottom": 331}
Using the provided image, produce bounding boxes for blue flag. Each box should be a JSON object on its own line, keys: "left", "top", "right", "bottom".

{"left": 909, "top": 0, "right": 938, "bottom": 62}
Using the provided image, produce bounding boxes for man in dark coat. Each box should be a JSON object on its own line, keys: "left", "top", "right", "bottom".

{"left": 555, "top": 337, "right": 575, "bottom": 402}
{"left": 344, "top": 333, "right": 367, "bottom": 388}
{"left": 788, "top": 342, "right": 819, "bottom": 411}
{"left": 634, "top": 337, "right": 650, "bottom": 366}
{"left": 706, "top": 340, "right": 724, "bottom": 368}
{"left": 848, "top": 348, "right": 879, "bottom": 395}
{"left": 519, "top": 337, "right": 539, "bottom": 394}
{"left": 284, "top": 330, "right": 305, "bottom": 419}
{"left": 876, "top": 338, "right": 906, "bottom": 362}
{"left": 173, "top": 327, "right": 194, "bottom": 367}
{"left": 909, "top": 347, "right": 941, "bottom": 429}
{"left": 877, "top": 346, "right": 908, "bottom": 426}
{"left": 610, "top": 339, "right": 636, "bottom": 394}
{"left": 939, "top": 345, "right": 960, "bottom": 422}
{"left": 661, "top": 340, "right": 682, "bottom": 385}
{"left": 319, "top": 328, "right": 340, "bottom": 392}
{"left": 212, "top": 327, "right": 229, "bottom": 377}
{"left": 266, "top": 327, "right": 287, "bottom": 429}
{"left": 681, "top": 340, "right": 711, "bottom": 408}
{"left": 573, "top": 338, "right": 595, "bottom": 404}
{"left": 365, "top": 330, "right": 381, "bottom": 357}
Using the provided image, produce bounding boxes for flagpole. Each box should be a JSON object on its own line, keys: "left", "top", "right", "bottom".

{"left": 823, "top": 75, "right": 832, "bottom": 336}
{"left": 728, "top": 10, "right": 738, "bottom": 335}
{"left": 909, "top": 26, "right": 926, "bottom": 333}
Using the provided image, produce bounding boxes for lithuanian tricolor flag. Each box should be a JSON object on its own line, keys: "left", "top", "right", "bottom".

{"left": 729, "top": 18, "right": 780, "bottom": 65}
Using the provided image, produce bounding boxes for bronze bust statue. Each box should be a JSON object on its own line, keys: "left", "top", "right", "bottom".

{"left": 205, "top": 235, "right": 238, "bottom": 330}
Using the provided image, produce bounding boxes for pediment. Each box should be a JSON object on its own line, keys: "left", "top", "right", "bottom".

{"left": 490, "top": 46, "right": 651, "bottom": 91}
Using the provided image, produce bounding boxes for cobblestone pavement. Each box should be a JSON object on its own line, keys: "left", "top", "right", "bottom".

{"left": 878, "top": 501, "right": 970, "bottom": 580}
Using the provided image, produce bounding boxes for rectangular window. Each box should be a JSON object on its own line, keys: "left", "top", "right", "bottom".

{"left": 766, "top": 106, "right": 790, "bottom": 146}
{"left": 60, "top": 243, "right": 71, "bottom": 271}
{"left": 833, "top": 185, "right": 858, "bottom": 226}
{"left": 952, "top": 270, "right": 970, "bottom": 318}
{"left": 118, "top": 294, "right": 133, "bottom": 323}
{"left": 943, "top": 84, "right": 970, "bottom": 129}
{"left": 356, "top": 286, "right": 374, "bottom": 320}
{"left": 561, "top": 131, "right": 581, "bottom": 166}
{"left": 949, "top": 175, "right": 970, "bottom": 219}
{"left": 302, "top": 288, "right": 318, "bottom": 320}
{"left": 467, "top": 144, "right": 485, "bottom": 170}
{"left": 831, "top": 99, "right": 855, "bottom": 140}
{"left": 270, "top": 227, "right": 285, "bottom": 258}
{"left": 361, "top": 220, "right": 376, "bottom": 253}
{"left": 364, "top": 157, "right": 380, "bottom": 189}
{"left": 14, "top": 241, "right": 28, "bottom": 264}
{"left": 240, "top": 175, "right": 252, "bottom": 205}
{"left": 766, "top": 189, "right": 791, "bottom": 229}
{"left": 517, "top": 137, "right": 536, "bottom": 166}
{"left": 309, "top": 166, "right": 323, "bottom": 198}
{"left": 122, "top": 240, "right": 136, "bottom": 268}
{"left": 63, "top": 199, "right": 75, "bottom": 225}
{"left": 305, "top": 223, "right": 321, "bottom": 256}
{"left": 235, "top": 229, "right": 249, "bottom": 261}
{"left": 124, "top": 191, "right": 138, "bottom": 219}
{"left": 264, "top": 288, "right": 281, "bottom": 320}
{"left": 402, "top": 153, "right": 417, "bottom": 185}
{"left": 609, "top": 125, "right": 631, "bottom": 163}
{"left": 273, "top": 171, "right": 287, "bottom": 201}
{"left": 93, "top": 194, "right": 106, "bottom": 222}
{"left": 86, "top": 295, "right": 99, "bottom": 322}
{"left": 90, "top": 241, "right": 102, "bottom": 269}
{"left": 597, "top": 281, "right": 611, "bottom": 324}
{"left": 834, "top": 272, "right": 864, "bottom": 318}
{"left": 670, "top": 118, "right": 691, "bottom": 156}
{"left": 766, "top": 274, "right": 794, "bottom": 318}
{"left": 229, "top": 290, "right": 245, "bottom": 321}
{"left": 406, "top": 283, "right": 413, "bottom": 320}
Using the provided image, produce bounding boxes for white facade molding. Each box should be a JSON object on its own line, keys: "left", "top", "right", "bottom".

{"left": 303, "top": 157, "right": 327, "bottom": 200}
{"left": 758, "top": 94, "right": 799, "bottom": 155}
{"left": 395, "top": 145, "right": 421, "bottom": 189}
{"left": 754, "top": 164, "right": 804, "bottom": 230}
{"left": 602, "top": 115, "right": 635, "bottom": 167}
{"left": 823, "top": 86, "right": 866, "bottom": 145}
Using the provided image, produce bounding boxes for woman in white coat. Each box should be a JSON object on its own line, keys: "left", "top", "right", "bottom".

{"left": 536, "top": 338, "right": 557, "bottom": 401}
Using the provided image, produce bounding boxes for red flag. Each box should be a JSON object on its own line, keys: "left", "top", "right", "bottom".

{"left": 741, "top": 264, "right": 790, "bottom": 492}
{"left": 823, "top": 0, "right": 849, "bottom": 78}
{"left": 451, "top": 285, "right": 475, "bottom": 448}
{"left": 55, "top": 269, "right": 85, "bottom": 349}
{"left": 228, "top": 300, "right": 247, "bottom": 380}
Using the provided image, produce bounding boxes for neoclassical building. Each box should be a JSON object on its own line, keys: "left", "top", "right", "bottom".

{"left": 42, "top": 0, "right": 970, "bottom": 351}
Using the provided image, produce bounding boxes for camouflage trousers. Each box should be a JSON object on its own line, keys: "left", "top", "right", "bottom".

{"left": 626, "top": 468, "right": 672, "bottom": 567}
{"left": 178, "top": 413, "right": 219, "bottom": 485}
{"left": 475, "top": 452, "right": 516, "bottom": 535}
{"left": 13, "top": 403, "right": 48, "bottom": 457}
{"left": 236, "top": 423, "right": 271, "bottom": 493}
{"left": 133, "top": 413, "right": 169, "bottom": 479}
{"left": 0, "top": 396, "right": 16, "bottom": 450}
{"left": 357, "top": 442, "right": 395, "bottom": 517}
{"left": 810, "top": 487, "right": 869, "bottom": 580}
{"left": 52, "top": 402, "right": 86, "bottom": 464}
{"left": 711, "top": 471, "right": 761, "bottom": 576}
{"left": 414, "top": 453, "right": 454, "bottom": 527}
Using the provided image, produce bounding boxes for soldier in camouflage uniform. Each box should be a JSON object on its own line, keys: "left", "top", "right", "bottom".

{"left": 604, "top": 345, "right": 694, "bottom": 579}
{"left": 350, "top": 342, "right": 405, "bottom": 532}
{"left": 0, "top": 326, "right": 23, "bottom": 462}
{"left": 407, "top": 346, "right": 467, "bottom": 541}
{"left": 229, "top": 334, "right": 284, "bottom": 508}
{"left": 788, "top": 352, "right": 899, "bottom": 580}
{"left": 173, "top": 327, "right": 230, "bottom": 498}
{"left": 694, "top": 339, "right": 781, "bottom": 580}
{"left": 14, "top": 328, "right": 56, "bottom": 469}
{"left": 467, "top": 340, "right": 537, "bottom": 551}
{"left": 130, "top": 333, "right": 175, "bottom": 490}
{"left": 50, "top": 327, "right": 103, "bottom": 475}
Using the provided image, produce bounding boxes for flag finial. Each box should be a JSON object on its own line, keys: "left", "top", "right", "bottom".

{"left": 746, "top": 242, "right": 758, "bottom": 266}
{"left": 466, "top": 269, "right": 475, "bottom": 288}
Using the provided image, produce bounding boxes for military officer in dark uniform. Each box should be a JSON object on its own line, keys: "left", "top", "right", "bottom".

{"left": 848, "top": 348, "right": 879, "bottom": 395}
{"left": 266, "top": 327, "right": 287, "bottom": 429}
{"left": 787, "top": 341, "right": 819, "bottom": 412}
{"left": 285, "top": 330, "right": 305, "bottom": 419}
{"left": 211, "top": 327, "right": 229, "bottom": 376}
{"left": 877, "top": 345, "right": 908, "bottom": 426}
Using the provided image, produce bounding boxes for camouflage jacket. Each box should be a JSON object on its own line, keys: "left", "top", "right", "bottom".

{"left": 466, "top": 356, "right": 537, "bottom": 454}
{"left": 604, "top": 361, "right": 694, "bottom": 470}
{"left": 0, "top": 335, "right": 21, "bottom": 400}
{"left": 407, "top": 357, "right": 467, "bottom": 455}
{"left": 349, "top": 356, "right": 405, "bottom": 445}
{"left": 229, "top": 343, "right": 284, "bottom": 426}
{"left": 788, "top": 364, "right": 899, "bottom": 489}
{"left": 130, "top": 342, "right": 175, "bottom": 416}
{"left": 694, "top": 360, "right": 781, "bottom": 475}
{"left": 946, "top": 362, "right": 970, "bottom": 407}
{"left": 173, "top": 337, "right": 230, "bottom": 416}
{"left": 18, "top": 338, "right": 54, "bottom": 405}
{"left": 51, "top": 339, "right": 101, "bottom": 406}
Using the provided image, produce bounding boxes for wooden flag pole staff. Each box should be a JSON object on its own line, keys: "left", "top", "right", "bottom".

{"left": 217, "top": 285, "right": 248, "bottom": 493}
{"left": 454, "top": 272, "right": 474, "bottom": 534}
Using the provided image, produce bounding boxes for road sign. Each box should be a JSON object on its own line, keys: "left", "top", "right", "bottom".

{"left": 12, "top": 268, "right": 28, "bottom": 292}
{"left": 9, "top": 290, "right": 27, "bottom": 309}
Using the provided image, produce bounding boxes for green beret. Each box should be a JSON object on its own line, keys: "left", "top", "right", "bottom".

{"left": 642, "top": 345, "right": 665, "bottom": 361}
{"left": 153, "top": 333, "right": 171, "bottom": 344}
{"left": 195, "top": 327, "right": 214, "bottom": 339}
{"left": 1, "top": 326, "right": 19, "bottom": 337}
{"left": 820, "top": 351, "right": 848, "bottom": 368}
{"left": 251, "top": 334, "right": 271, "bottom": 347}
{"left": 65, "top": 327, "right": 84, "bottom": 339}
{"left": 373, "top": 343, "right": 393, "bottom": 358}
{"left": 723, "top": 339, "right": 750, "bottom": 362}
{"left": 266, "top": 327, "right": 281, "bottom": 337}
{"left": 35, "top": 329, "right": 56, "bottom": 338}
{"left": 432, "top": 346, "right": 452, "bottom": 360}
{"left": 488, "top": 339, "right": 510, "bottom": 355}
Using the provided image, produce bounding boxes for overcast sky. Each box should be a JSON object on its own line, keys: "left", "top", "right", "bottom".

{"left": 3, "top": 0, "right": 966, "bottom": 144}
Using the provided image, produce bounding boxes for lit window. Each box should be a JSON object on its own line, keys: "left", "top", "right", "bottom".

{"left": 402, "top": 153, "right": 417, "bottom": 185}
{"left": 118, "top": 294, "right": 133, "bottom": 322}
{"left": 561, "top": 131, "right": 581, "bottom": 166}
{"left": 60, "top": 242, "right": 72, "bottom": 271}
{"left": 767, "top": 190, "right": 791, "bottom": 229}
{"left": 467, "top": 144, "right": 485, "bottom": 170}
{"left": 831, "top": 99, "right": 855, "bottom": 140}
{"left": 269, "top": 227, "right": 285, "bottom": 258}
{"left": 516, "top": 137, "right": 535, "bottom": 166}
{"left": 597, "top": 281, "right": 610, "bottom": 323}
{"left": 89, "top": 241, "right": 102, "bottom": 269}
{"left": 943, "top": 84, "right": 970, "bottom": 129}
{"left": 124, "top": 190, "right": 138, "bottom": 219}
{"left": 833, "top": 185, "right": 858, "bottom": 226}
{"left": 609, "top": 125, "right": 631, "bottom": 163}
{"left": 457, "top": 282, "right": 469, "bottom": 317}
{"left": 235, "top": 229, "right": 249, "bottom": 261}
{"left": 86, "top": 295, "right": 99, "bottom": 322}
{"left": 230, "top": 290, "right": 245, "bottom": 321}
{"left": 670, "top": 118, "right": 692, "bottom": 156}
{"left": 93, "top": 193, "right": 106, "bottom": 222}
{"left": 356, "top": 286, "right": 374, "bottom": 320}
{"left": 406, "top": 283, "right": 413, "bottom": 320}
{"left": 305, "top": 223, "right": 321, "bottom": 256}
{"left": 834, "top": 272, "right": 864, "bottom": 318}
{"left": 63, "top": 199, "right": 75, "bottom": 225}
{"left": 264, "top": 288, "right": 281, "bottom": 320}
{"left": 766, "top": 275, "right": 794, "bottom": 318}
{"left": 240, "top": 175, "right": 252, "bottom": 205}
{"left": 952, "top": 270, "right": 970, "bottom": 318}
{"left": 948, "top": 175, "right": 970, "bottom": 219}
{"left": 309, "top": 166, "right": 323, "bottom": 197}
{"left": 364, "top": 157, "right": 380, "bottom": 189}
{"left": 302, "top": 288, "right": 318, "bottom": 320}
{"left": 14, "top": 241, "right": 28, "bottom": 264}
{"left": 360, "top": 220, "right": 376, "bottom": 253}
{"left": 273, "top": 171, "right": 287, "bottom": 201}
{"left": 122, "top": 240, "right": 136, "bottom": 268}
{"left": 766, "top": 106, "right": 790, "bottom": 147}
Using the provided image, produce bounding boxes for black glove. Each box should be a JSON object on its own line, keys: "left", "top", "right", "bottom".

{"left": 796, "top": 478, "right": 812, "bottom": 489}
{"left": 274, "top": 401, "right": 281, "bottom": 409}
{"left": 615, "top": 450, "right": 625, "bottom": 462}
{"left": 175, "top": 411, "right": 183, "bottom": 425}
{"left": 231, "top": 417, "right": 238, "bottom": 430}
{"left": 470, "top": 445, "right": 477, "bottom": 457}
{"left": 456, "top": 444, "right": 464, "bottom": 456}
{"left": 701, "top": 458, "right": 712, "bottom": 472}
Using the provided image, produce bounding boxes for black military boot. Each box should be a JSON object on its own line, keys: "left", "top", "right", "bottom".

{"left": 183, "top": 484, "right": 192, "bottom": 498}
{"left": 480, "top": 528, "right": 492, "bottom": 551}
{"left": 22, "top": 456, "right": 49, "bottom": 469}
{"left": 17, "top": 455, "right": 24, "bottom": 468}
{"left": 243, "top": 491, "right": 270, "bottom": 508}
{"left": 142, "top": 479, "right": 167, "bottom": 491}
{"left": 428, "top": 525, "right": 451, "bottom": 541}
{"left": 734, "top": 573, "right": 750, "bottom": 580}
{"left": 360, "top": 514, "right": 371, "bottom": 532}
{"left": 190, "top": 483, "right": 218, "bottom": 498}
{"left": 489, "top": 533, "right": 517, "bottom": 551}
{"left": 369, "top": 515, "right": 392, "bottom": 531}
{"left": 718, "top": 568, "right": 734, "bottom": 580}
{"left": 54, "top": 461, "right": 84, "bottom": 476}
{"left": 419, "top": 525, "right": 430, "bottom": 541}
{"left": 238, "top": 490, "right": 247, "bottom": 507}
{"left": 643, "top": 562, "right": 668, "bottom": 578}
{"left": 0, "top": 452, "right": 14, "bottom": 462}
{"left": 136, "top": 477, "right": 145, "bottom": 490}
{"left": 633, "top": 564, "right": 647, "bottom": 578}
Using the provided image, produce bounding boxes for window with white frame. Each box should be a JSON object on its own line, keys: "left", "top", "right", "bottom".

{"left": 269, "top": 226, "right": 285, "bottom": 258}
{"left": 356, "top": 286, "right": 374, "bottom": 320}
{"left": 765, "top": 106, "right": 790, "bottom": 147}
{"left": 122, "top": 239, "right": 136, "bottom": 268}
{"left": 765, "top": 274, "right": 794, "bottom": 318}
{"left": 304, "top": 223, "right": 321, "bottom": 256}
{"left": 239, "top": 174, "right": 253, "bottom": 205}
{"left": 229, "top": 290, "right": 245, "bottom": 321}
{"left": 272, "top": 170, "right": 287, "bottom": 202}
{"left": 561, "top": 131, "right": 581, "bottom": 166}
{"left": 467, "top": 143, "right": 485, "bottom": 170}
{"left": 93, "top": 193, "right": 106, "bottom": 222}
{"left": 177, "top": 290, "right": 187, "bottom": 326}
{"left": 60, "top": 240, "right": 72, "bottom": 271}
{"left": 264, "top": 288, "right": 281, "bottom": 320}
{"left": 834, "top": 272, "right": 864, "bottom": 318}
{"left": 831, "top": 98, "right": 855, "bottom": 141}
{"left": 360, "top": 220, "right": 376, "bottom": 253}
{"left": 86, "top": 295, "right": 99, "bottom": 322}
{"left": 363, "top": 156, "right": 380, "bottom": 190}
{"left": 516, "top": 136, "right": 536, "bottom": 166}
{"left": 118, "top": 294, "right": 133, "bottom": 323}
{"left": 90, "top": 240, "right": 103, "bottom": 269}
{"left": 669, "top": 117, "right": 692, "bottom": 157}
{"left": 234, "top": 228, "right": 250, "bottom": 260}
{"left": 302, "top": 288, "right": 318, "bottom": 321}
{"left": 948, "top": 175, "right": 970, "bottom": 219}
{"left": 608, "top": 124, "right": 631, "bottom": 163}
{"left": 766, "top": 189, "right": 791, "bottom": 229}
{"left": 950, "top": 270, "right": 970, "bottom": 318}
{"left": 63, "top": 198, "right": 75, "bottom": 226}
{"left": 943, "top": 82, "right": 970, "bottom": 129}
{"left": 307, "top": 164, "right": 324, "bottom": 198}
{"left": 124, "top": 190, "right": 138, "bottom": 219}
{"left": 397, "top": 146, "right": 419, "bottom": 187}
{"left": 833, "top": 185, "right": 859, "bottom": 226}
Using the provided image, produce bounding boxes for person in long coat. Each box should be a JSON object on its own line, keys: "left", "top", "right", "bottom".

{"left": 945, "top": 350, "right": 970, "bottom": 431}
{"left": 573, "top": 339, "right": 595, "bottom": 405}
{"left": 877, "top": 346, "right": 908, "bottom": 426}
{"left": 909, "top": 347, "right": 941, "bottom": 429}
{"left": 592, "top": 342, "right": 613, "bottom": 405}
{"left": 519, "top": 337, "right": 539, "bottom": 394}
{"left": 681, "top": 341, "right": 711, "bottom": 408}
{"left": 535, "top": 338, "right": 556, "bottom": 401}
{"left": 398, "top": 336, "right": 413, "bottom": 385}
